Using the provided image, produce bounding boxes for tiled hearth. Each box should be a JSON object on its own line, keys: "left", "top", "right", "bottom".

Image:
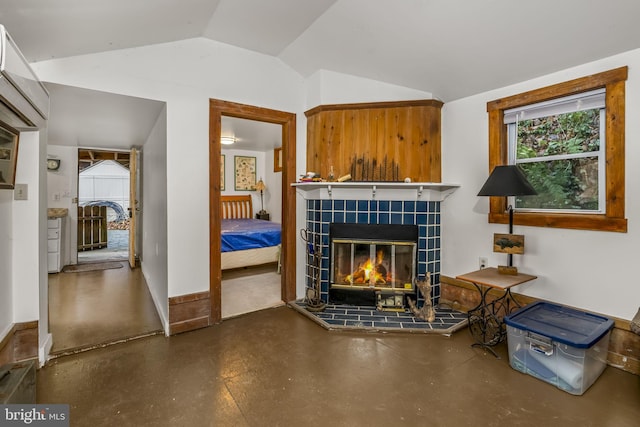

{"left": 290, "top": 301, "right": 468, "bottom": 334}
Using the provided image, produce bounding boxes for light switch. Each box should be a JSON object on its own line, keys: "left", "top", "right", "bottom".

{"left": 14, "top": 183, "right": 28, "bottom": 200}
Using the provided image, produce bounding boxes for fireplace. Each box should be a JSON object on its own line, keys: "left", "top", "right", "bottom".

{"left": 302, "top": 198, "right": 442, "bottom": 306}
{"left": 329, "top": 223, "right": 418, "bottom": 308}
{"left": 295, "top": 182, "right": 459, "bottom": 312}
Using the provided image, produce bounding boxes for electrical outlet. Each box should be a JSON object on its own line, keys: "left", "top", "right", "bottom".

{"left": 479, "top": 257, "right": 488, "bottom": 269}
{"left": 14, "top": 183, "right": 28, "bottom": 200}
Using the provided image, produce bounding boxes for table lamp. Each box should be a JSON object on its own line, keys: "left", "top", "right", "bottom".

{"left": 477, "top": 165, "right": 537, "bottom": 273}
{"left": 255, "top": 178, "right": 267, "bottom": 215}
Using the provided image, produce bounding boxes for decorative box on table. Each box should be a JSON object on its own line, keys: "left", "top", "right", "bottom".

{"left": 504, "top": 301, "right": 614, "bottom": 395}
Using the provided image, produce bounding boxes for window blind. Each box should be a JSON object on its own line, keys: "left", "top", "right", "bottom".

{"left": 504, "top": 88, "right": 605, "bottom": 124}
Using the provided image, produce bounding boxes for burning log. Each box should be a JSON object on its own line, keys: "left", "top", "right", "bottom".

{"left": 407, "top": 273, "right": 436, "bottom": 322}
{"left": 345, "top": 255, "right": 388, "bottom": 286}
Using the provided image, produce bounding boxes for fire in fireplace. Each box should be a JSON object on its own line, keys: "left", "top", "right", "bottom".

{"left": 333, "top": 240, "right": 415, "bottom": 290}
{"left": 345, "top": 247, "right": 391, "bottom": 286}
{"left": 329, "top": 223, "right": 418, "bottom": 307}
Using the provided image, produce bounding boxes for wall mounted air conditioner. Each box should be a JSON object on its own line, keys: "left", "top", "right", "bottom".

{"left": 0, "top": 24, "right": 49, "bottom": 129}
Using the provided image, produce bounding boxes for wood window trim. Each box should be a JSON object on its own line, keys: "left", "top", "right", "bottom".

{"left": 486, "top": 66, "right": 628, "bottom": 233}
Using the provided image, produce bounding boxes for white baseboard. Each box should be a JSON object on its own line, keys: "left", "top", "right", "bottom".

{"left": 39, "top": 332, "right": 53, "bottom": 367}
{"left": 140, "top": 262, "right": 169, "bottom": 336}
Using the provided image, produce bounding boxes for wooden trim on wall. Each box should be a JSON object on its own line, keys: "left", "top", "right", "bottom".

{"left": 169, "top": 291, "right": 211, "bottom": 335}
{"left": 305, "top": 99, "right": 444, "bottom": 117}
{"left": 209, "top": 99, "right": 297, "bottom": 324}
{"left": 440, "top": 275, "right": 640, "bottom": 376}
{"left": 0, "top": 321, "right": 38, "bottom": 366}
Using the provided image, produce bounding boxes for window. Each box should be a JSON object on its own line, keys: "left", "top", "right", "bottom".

{"left": 506, "top": 89, "right": 605, "bottom": 212}
{"left": 486, "top": 67, "right": 627, "bottom": 232}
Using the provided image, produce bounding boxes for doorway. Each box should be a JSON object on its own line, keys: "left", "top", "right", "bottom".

{"left": 219, "top": 116, "right": 283, "bottom": 318}
{"left": 76, "top": 148, "right": 131, "bottom": 264}
{"left": 48, "top": 147, "right": 161, "bottom": 355}
{"left": 209, "top": 99, "right": 296, "bottom": 323}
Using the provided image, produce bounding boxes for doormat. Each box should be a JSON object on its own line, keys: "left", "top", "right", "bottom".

{"left": 62, "top": 262, "right": 124, "bottom": 273}
{"left": 289, "top": 300, "right": 468, "bottom": 335}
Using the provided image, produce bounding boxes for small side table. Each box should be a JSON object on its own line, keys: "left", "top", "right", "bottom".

{"left": 456, "top": 267, "right": 537, "bottom": 357}
{"left": 256, "top": 212, "right": 270, "bottom": 221}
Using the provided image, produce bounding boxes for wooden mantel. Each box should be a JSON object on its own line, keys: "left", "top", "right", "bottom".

{"left": 305, "top": 99, "right": 443, "bottom": 183}
{"left": 293, "top": 181, "right": 459, "bottom": 202}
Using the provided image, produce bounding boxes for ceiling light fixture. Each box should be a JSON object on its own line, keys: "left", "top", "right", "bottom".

{"left": 221, "top": 136, "right": 236, "bottom": 145}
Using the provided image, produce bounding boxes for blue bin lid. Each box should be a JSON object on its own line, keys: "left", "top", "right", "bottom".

{"left": 504, "top": 301, "right": 614, "bottom": 348}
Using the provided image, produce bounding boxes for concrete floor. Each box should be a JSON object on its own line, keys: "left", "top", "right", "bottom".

{"left": 37, "top": 306, "right": 640, "bottom": 427}
{"left": 49, "top": 260, "right": 282, "bottom": 354}
{"left": 78, "top": 229, "right": 129, "bottom": 263}
{"left": 48, "top": 264, "right": 163, "bottom": 354}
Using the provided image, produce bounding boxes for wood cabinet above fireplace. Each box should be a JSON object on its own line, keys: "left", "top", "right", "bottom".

{"left": 305, "top": 99, "right": 443, "bottom": 183}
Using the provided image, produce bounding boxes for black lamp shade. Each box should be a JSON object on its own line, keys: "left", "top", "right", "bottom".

{"left": 477, "top": 165, "right": 537, "bottom": 197}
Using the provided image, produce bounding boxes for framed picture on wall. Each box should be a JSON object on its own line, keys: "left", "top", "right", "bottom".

{"left": 0, "top": 123, "right": 19, "bottom": 190}
{"left": 221, "top": 154, "right": 225, "bottom": 191}
{"left": 234, "top": 156, "right": 256, "bottom": 190}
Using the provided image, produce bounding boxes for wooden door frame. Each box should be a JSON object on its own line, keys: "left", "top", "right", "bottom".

{"left": 128, "top": 147, "right": 138, "bottom": 268}
{"left": 209, "top": 99, "right": 296, "bottom": 323}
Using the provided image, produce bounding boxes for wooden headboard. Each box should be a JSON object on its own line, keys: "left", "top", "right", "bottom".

{"left": 221, "top": 195, "right": 253, "bottom": 219}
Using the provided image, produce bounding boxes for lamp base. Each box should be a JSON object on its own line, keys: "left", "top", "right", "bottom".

{"left": 497, "top": 265, "right": 518, "bottom": 275}
{"left": 256, "top": 211, "right": 270, "bottom": 221}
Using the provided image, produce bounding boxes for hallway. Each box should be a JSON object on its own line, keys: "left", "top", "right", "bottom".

{"left": 48, "top": 264, "right": 163, "bottom": 354}
{"left": 37, "top": 306, "right": 640, "bottom": 427}
{"left": 48, "top": 260, "right": 283, "bottom": 354}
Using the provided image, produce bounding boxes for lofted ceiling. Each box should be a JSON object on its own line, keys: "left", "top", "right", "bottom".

{"left": 3, "top": 0, "right": 640, "bottom": 151}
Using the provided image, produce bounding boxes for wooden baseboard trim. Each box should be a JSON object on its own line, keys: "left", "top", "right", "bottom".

{"left": 441, "top": 275, "right": 640, "bottom": 376}
{"left": 168, "top": 291, "right": 211, "bottom": 335}
{"left": 0, "top": 321, "right": 38, "bottom": 366}
{"left": 169, "top": 317, "right": 210, "bottom": 335}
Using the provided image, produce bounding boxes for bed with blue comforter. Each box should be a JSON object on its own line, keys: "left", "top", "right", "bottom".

{"left": 220, "top": 195, "right": 281, "bottom": 270}
{"left": 222, "top": 219, "right": 281, "bottom": 252}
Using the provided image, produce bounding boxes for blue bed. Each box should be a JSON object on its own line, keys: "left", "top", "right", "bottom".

{"left": 220, "top": 195, "right": 281, "bottom": 270}
{"left": 221, "top": 219, "right": 281, "bottom": 252}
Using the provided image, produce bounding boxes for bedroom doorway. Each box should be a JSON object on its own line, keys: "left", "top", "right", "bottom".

{"left": 209, "top": 99, "right": 296, "bottom": 323}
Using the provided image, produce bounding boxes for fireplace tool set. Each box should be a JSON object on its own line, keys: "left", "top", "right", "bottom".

{"left": 300, "top": 228, "right": 326, "bottom": 312}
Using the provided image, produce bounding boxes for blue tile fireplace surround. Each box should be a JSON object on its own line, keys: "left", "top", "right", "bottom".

{"left": 305, "top": 198, "right": 442, "bottom": 306}
{"left": 293, "top": 182, "right": 458, "bottom": 304}
{"left": 293, "top": 182, "right": 460, "bottom": 332}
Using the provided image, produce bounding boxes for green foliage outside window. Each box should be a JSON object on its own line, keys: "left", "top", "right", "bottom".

{"left": 514, "top": 109, "right": 601, "bottom": 211}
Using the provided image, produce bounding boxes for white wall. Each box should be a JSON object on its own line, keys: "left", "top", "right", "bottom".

{"left": 140, "top": 106, "right": 169, "bottom": 334}
{"left": 266, "top": 148, "right": 282, "bottom": 224}
{"left": 9, "top": 128, "right": 50, "bottom": 363}
{"left": 32, "top": 35, "right": 640, "bottom": 327}
{"left": 32, "top": 37, "right": 306, "bottom": 302}
{"left": 0, "top": 179, "right": 14, "bottom": 343}
{"left": 441, "top": 48, "right": 640, "bottom": 320}
{"left": 12, "top": 132, "right": 42, "bottom": 322}
{"left": 221, "top": 148, "right": 281, "bottom": 222}
{"left": 305, "top": 69, "right": 434, "bottom": 109}
{"left": 47, "top": 145, "right": 78, "bottom": 266}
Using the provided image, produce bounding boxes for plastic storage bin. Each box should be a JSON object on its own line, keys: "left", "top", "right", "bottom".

{"left": 504, "top": 301, "right": 614, "bottom": 395}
